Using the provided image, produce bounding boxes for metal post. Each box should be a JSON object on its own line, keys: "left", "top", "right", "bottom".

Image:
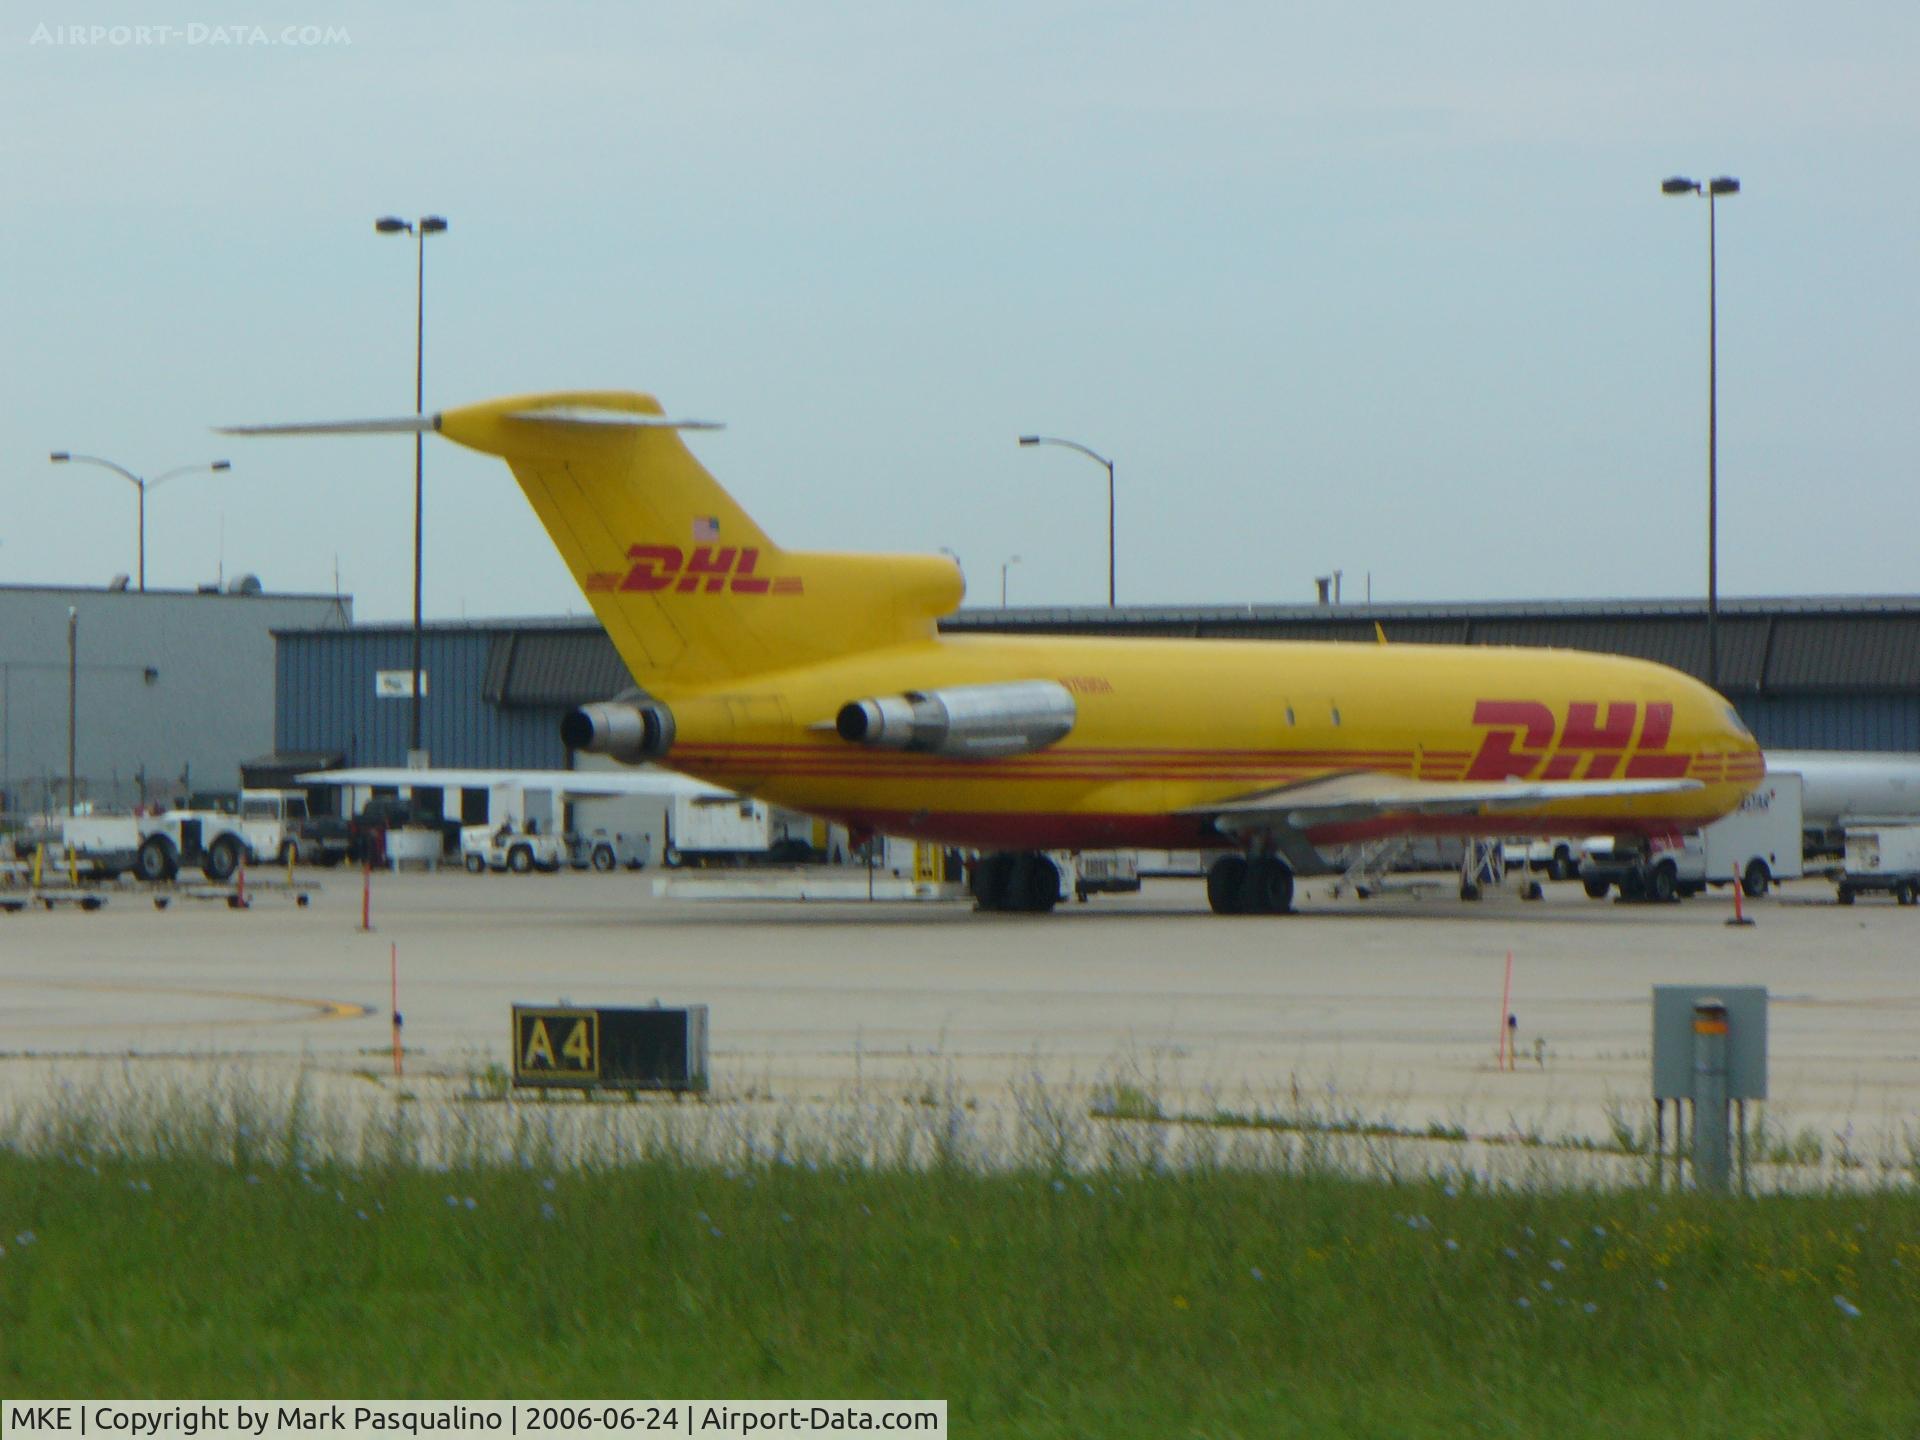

{"left": 1103, "top": 457, "right": 1115, "bottom": 608}
{"left": 411, "top": 225, "right": 426, "bottom": 758}
{"left": 66, "top": 607, "right": 78, "bottom": 816}
{"left": 1692, "top": 999, "right": 1731, "bottom": 1191}
{"left": 136, "top": 481, "right": 146, "bottom": 592}
{"left": 1654, "top": 1098, "right": 1665, "bottom": 1190}
{"left": 1707, "top": 190, "right": 1719, "bottom": 691}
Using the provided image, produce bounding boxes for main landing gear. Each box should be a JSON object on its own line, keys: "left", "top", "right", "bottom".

{"left": 1206, "top": 854, "right": 1295, "bottom": 915}
{"left": 970, "top": 852, "right": 1063, "bottom": 913}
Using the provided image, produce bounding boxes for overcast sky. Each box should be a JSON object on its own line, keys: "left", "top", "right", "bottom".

{"left": 4, "top": 1, "right": 1916, "bottom": 621}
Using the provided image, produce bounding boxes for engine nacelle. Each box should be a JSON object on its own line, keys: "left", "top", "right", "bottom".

{"left": 560, "top": 699, "right": 676, "bottom": 762}
{"left": 835, "top": 680, "right": 1076, "bottom": 759}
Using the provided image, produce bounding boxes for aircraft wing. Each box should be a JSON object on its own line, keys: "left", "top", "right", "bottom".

{"left": 295, "top": 766, "right": 733, "bottom": 801}
{"left": 1189, "top": 771, "right": 1702, "bottom": 833}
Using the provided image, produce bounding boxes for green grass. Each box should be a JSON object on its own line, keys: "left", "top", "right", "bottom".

{"left": 0, "top": 1085, "right": 1917, "bottom": 1436}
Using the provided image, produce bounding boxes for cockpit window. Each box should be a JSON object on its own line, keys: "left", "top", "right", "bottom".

{"left": 1723, "top": 705, "right": 1753, "bottom": 740}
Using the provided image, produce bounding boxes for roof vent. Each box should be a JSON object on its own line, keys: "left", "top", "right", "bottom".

{"left": 227, "top": 573, "right": 263, "bottom": 596}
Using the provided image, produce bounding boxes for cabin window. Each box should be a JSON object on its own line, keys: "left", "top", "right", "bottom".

{"left": 1285, "top": 707, "right": 1295, "bottom": 727}
{"left": 1331, "top": 706, "right": 1342, "bottom": 727}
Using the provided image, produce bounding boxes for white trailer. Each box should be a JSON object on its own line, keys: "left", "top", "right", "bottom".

{"left": 1580, "top": 773, "right": 1803, "bottom": 901}
{"left": 1836, "top": 825, "right": 1920, "bottom": 906}
{"left": 665, "top": 795, "right": 812, "bottom": 866}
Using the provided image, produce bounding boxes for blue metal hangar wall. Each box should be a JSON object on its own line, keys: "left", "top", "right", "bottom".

{"left": 272, "top": 595, "right": 1920, "bottom": 770}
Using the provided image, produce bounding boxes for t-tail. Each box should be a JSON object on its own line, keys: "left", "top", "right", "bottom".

{"left": 224, "top": 391, "right": 964, "bottom": 696}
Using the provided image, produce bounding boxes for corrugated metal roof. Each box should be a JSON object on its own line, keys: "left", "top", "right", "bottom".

{"left": 483, "top": 631, "right": 632, "bottom": 707}
{"left": 1767, "top": 616, "right": 1920, "bottom": 691}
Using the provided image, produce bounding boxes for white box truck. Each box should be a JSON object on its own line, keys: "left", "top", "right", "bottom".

{"left": 1580, "top": 773, "right": 1803, "bottom": 902}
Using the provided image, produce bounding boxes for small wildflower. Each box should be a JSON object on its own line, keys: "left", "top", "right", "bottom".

{"left": 1051, "top": 1179, "right": 1066, "bottom": 1194}
{"left": 697, "top": 1211, "right": 710, "bottom": 1224}
{"left": 357, "top": 1210, "right": 369, "bottom": 1221}
{"left": 1654, "top": 1278, "right": 1668, "bottom": 1292}
{"left": 1549, "top": 1259, "right": 1566, "bottom": 1273}
{"left": 1539, "top": 1280, "right": 1554, "bottom": 1292}
{"left": 709, "top": 1226, "right": 724, "bottom": 1239}
{"left": 1443, "top": 1184, "right": 1458, "bottom": 1198}
{"left": 1445, "top": 1239, "right": 1461, "bottom": 1252}
{"left": 245, "top": 1175, "right": 263, "bottom": 1186}
{"left": 1592, "top": 1226, "right": 1607, "bottom": 1240}
{"left": 445, "top": 1195, "right": 460, "bottom": 1208}
{"left": 1503, "top": 1247, "right": 1521, "bottom": 1261}
{"left": 859, "top": 1204, "right": 872, "bottom": 1217}
{"left": 1584, "top": 1302, "right": 1598, "bottom": 1314}
{"left": 1171, "top": 1295, "right": 1189, "bottom": 1310}
{"left": 540, "top": 1203, "right": 557, "bottom": 1222}
{"left": 1558, "top": 1237, "right": 1573, "bottom": 1250}
{"left": 779, "top": 1211, "right": 795, "bottom": 1224}
{"left": 1516, "top": 1297, "right": 1531, "bottom": 1309}
{"left": 1250, "top": 1267, "right": 1265, "bottom": 1282}
{"left": 464, "top": 1196, "right": 477, "bottom": 1210}
{"left": 1082, "top": 1184, "right": 1094, "bottom": 1197}
{"left": 541, "top": 1177, "right": 557, "bottom": 1192}
{"left": 1834, "top": 1295, "right": 1862, "bottom": 1320}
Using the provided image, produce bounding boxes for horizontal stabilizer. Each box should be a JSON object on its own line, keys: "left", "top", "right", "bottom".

{"left": 221, "top": 406, "right": 721, "bottom": 437}
{"left": 219, "top": 415, "right": 440, "bottom": 436}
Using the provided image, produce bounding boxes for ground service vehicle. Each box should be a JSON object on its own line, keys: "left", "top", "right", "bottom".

{"left": 570, "top": 830, "right": 651, "bottom": 871}
{"left": 1580, "top": 774, "right": 1804, "bottom": 902}
{"left": 665, "top": 795, "right": 812, "bottom": 866}
{"left": 461, "top": 825, "right": 567, "bottom": 873}
{"left": 135, "top": 789, "right": 316, "bottom": 881}
{"left": 230, "top": 391, "right": 1763, "bottom": 916}
{"left": 1836, "top": 825, "right": 1920, "bottom": 905}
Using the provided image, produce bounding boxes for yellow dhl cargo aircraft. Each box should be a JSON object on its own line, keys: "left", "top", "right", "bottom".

{"left": 228, "top": 391, "right": 1764, "bottom": 914}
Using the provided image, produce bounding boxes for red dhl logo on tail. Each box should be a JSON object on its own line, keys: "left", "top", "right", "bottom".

{"left": 584, "top": 545, "right": 803, "bottom": 596}
{"left": 1466, "top": 699, "right": 1690, "bottom": 781}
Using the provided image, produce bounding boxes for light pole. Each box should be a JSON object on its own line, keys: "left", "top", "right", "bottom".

{"left": 1018, "top": 434, "right": 1116, "bottom": 606}
{"left": 375, "top": 213, "right": 449, "bottom": 759}
{"left": 66, "top": 606, "right": 77, "bottom": 817}
{"left": 1000, "top": 555, "right": 1022, "bottom": 607}
{"left": 47, "top": 454, "right": 231, "bottom": 591}
{"left": 1662, "top": 174, "right": 1740, "bottom": 691}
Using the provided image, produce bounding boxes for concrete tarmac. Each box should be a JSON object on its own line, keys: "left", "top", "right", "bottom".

{"left": 1, "top": 868, "right": 1916, "bottom": 1164}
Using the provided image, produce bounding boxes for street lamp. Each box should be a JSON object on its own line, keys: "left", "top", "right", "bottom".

{"left": 1000, "top": 555, "right": 1022, "bottom": 607}
{"left": 1662, "top": 174, "right": 1740, "bottom": 690}
{"left": 375, "top": 214, "right": 448, "bottom": 759}
{"left": 47, "top": 453, "right": 232, "bottom": 591}
{"left": 1018, "top": 434, "right": 1116, "bottom": 606}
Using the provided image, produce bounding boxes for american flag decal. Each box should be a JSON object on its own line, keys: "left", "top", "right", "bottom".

{"left": 692, "top": 516, "right": 720, "bottom": 542}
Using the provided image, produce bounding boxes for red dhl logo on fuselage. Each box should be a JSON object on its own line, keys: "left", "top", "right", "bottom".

{"left": 583, "top": 545, "right": 803, "bottom": 596}
{"left": 1466, "top": 699, "right": 1693, "bottom": 781}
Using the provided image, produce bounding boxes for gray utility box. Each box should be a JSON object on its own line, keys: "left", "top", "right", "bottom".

{"left": 1651, "top": 985, "right": 1767, "bottom": 1100}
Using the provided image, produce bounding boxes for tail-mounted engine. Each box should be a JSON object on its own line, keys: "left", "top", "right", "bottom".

{"left": 835, "top": 680, "right": 1075, "bottom": 759}
{"left": 561, "top": 698, "right": 676, "bottom": 762}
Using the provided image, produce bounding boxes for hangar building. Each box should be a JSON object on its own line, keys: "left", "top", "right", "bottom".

{"left": 0, "top": 583, "right": 351, "bottom": 816}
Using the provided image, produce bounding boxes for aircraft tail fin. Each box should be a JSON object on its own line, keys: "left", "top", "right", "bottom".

{"left": 229, "top": 392, "right": 962, "bottom": 692}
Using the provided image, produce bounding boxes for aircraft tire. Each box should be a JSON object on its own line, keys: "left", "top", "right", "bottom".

{"left": 1014, "top": 853, "right": 1060, "bottom": 913}
{"left": 1207, "top": 855, "right": 1248, "bottom": 915}
{"left": 971, "top": 853, "right": 1015, "bottom": 912}
{"left": 1242, "top": 857, "right": 1294, "bottom": 914}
